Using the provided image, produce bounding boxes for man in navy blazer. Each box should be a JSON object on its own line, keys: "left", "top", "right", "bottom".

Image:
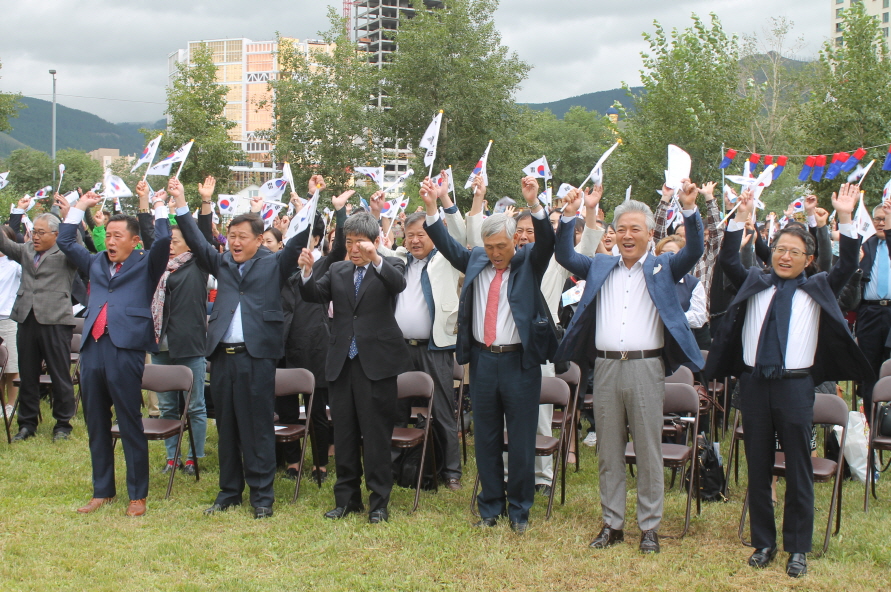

{"left": 421, "top": 175, "right": 557, "bottom": 533}
{"left": 554, "top": 183, "right": 704, "bottom": 553}
{"left": 56, "top": 191, "right": 172, "bottom": 517}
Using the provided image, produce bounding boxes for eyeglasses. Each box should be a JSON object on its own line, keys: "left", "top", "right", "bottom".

{"left": 32, "top": 230, "right": 57, "bottom": 238}
{"left": 772, "top": 246, "right": 807, "bottom": 258}
{"left": 874, "top": 217, "right": 886, "bottom": 223}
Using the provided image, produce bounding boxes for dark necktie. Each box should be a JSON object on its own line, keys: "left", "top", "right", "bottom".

{"left": 91, "top": 263, "right": 122, "bottom": 341}
{"left": 753, "top": 271, "right": 807, "bottom": 378}
{"left": 348, "top": 266, "right": 365, "bottom": 359}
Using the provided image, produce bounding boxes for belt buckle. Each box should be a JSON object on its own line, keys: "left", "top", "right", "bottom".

{"left": 225, "top": 347, "right": 236, "bottom": 354}
{"left": 620, "top": 350, "right": 628, "bottom": 361}
{"left": 882, "top": 300, "right": 889, "bottom": 307}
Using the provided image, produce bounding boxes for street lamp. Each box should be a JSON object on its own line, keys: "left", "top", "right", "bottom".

{"left": 49, "top": 69, "right": 57, "bottom": 186}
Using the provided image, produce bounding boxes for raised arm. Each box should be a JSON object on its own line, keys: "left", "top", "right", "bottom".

{"left": 147, "top": 207, "right": 173, "bottom": 284}
{"left": 720, "top": 192, "right": 754, "bottom": 290}
{"left": 653, "top": 189, "right": 671, "bottom": 242}
{"left": 554, "top": 189, "right": 593, "bottom": 278}
{"left": 169, "top": 177, "right": 222, "bottom": 276}
{"left": 827, "top": 183, "right": 862, "bottom": 295}
{"left": 701, "top": 183, "right": 723, "bottom": 247}
{"left": 419, "top": 177, "right": 471, "bottom": 273}
{"left": 0, "top": 196, "right": 32, "bottom": 263}
{"left": 667, "top": 180, "right": 704, "bottom": 282}
{"left": 520, "top": 176, "right": 554, "bottom": 273}
{"left": 56, "top": 193, "right": 100, "bottom": 274}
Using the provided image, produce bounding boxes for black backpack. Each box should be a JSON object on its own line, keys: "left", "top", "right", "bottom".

{"left": 684, "top": 435, "right": 726, "bottom": 502}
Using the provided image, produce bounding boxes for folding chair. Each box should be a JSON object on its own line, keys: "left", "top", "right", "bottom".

{"left": 111, "top": 364, "right": 197, "bottom": 499}
{"left": 272, "top": 368, "right": 316, "bottom": 502}
{"left": 880, "top": 359, "right": 891, "bottom": 380}
{"left": 72, "top": 317, "right": 84, "bottom": 336}
{"left": 738, "top": 392, "right": 849, "bottom": 557}
{"left": 555, "top": 362, "right": 581, "bottom": 482}
{"left": 12, "top": 334, "right": 82, "bottom": 419}
{"left": 0, "top": 345, "right": 10, "bottom": 443}
{"left": 454, "top": 359, "right": 468, "bottom": 465}
{"left": 663, "top": 366, "right": 695, "bottom": 446}
{"left": 722, "top": 409, "right": 745, "bottom": 497}
{"left": 865, "top": 376, "right": 891, "bottom": 512}
{"left": 624, "top": 382, "right": 701, "bottom": 539}
{"left": 392, "top": 371, "right": 436, "bottom": 512}
{"left": 470, "top": 377, "right": 571, "bottom": 520}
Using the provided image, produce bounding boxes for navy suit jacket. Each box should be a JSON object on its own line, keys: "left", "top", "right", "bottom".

{"left": 424, "top": 211, "right": 558, "bottom": 370}
{"left": 58, "top": 214, "right": 172, "bottom": 353}
{"left": 705, "top": 226, "right": 873, "bottom": 384}
{"left": 858, "top": 235, "right": 888, "bottom": 291}
{"left": 554, "top": 210, "right": 705, "bottom": 374}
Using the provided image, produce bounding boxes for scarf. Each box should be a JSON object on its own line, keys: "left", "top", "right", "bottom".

{"left": 752, "top": 269, "right": 808, "bottom": 379}
{"left": 151, "top": 251, "right": 194, "bottom": 343}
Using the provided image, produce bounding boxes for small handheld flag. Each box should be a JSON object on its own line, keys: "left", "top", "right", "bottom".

{"left": 855, "top": 193, "right": 876, "bottom": 241}
{"left": 131, "top": 133, "right": 163, "bottom": 173}
{"left": 464, "top": 141, "right": 493, "bottom": 190}
{"left": 581, "top": 142, "right": 620, "bottom": 189}
{"left": 419, "top": 111, "right": 443, "bottom": 175}
{"left": 842, "top": 147, "right": 867, "bottom": 173}
{"left": 260, "top": 201, "right": 284, "bottom": 229}
{"left": 103, "top": 169, "right": 132, "bottom": 199}
{"left": 523, "top": 156, "right": 552, "bottom": 181}
{"left": 790, "top": 197, "right": 806, "bottom": 213}
{"left": 34, "top": 186, "right": 53, "bottom": 199}
{"left": 798, "top": 156, "right": 816, "bottom": 182}
{"left": 57, "top": 163, "right": 65, "bottom": 193}
{"left": 147, "top": 140, "right": 193, "bottom": 177}
{"left": 719, "top": 149, "right": 737, "bottom": 169}
{"left": 285, "top": 189, "right": 319, "bottom": 244}
{"left": 217, "top": 195, "right": 236, "bottom": 215}
{"left": 0, "top": 172, "right": 8, "bottom": 190}
{"left": 258, "top": 177, "right": 289, "bottom": 201}
{"left": 883, "top": 177, "right": 891, "bottom": 202}
{"left": 63, "top": 190, "right": 79, "bottom": 206}
{"left": 354, "top": 167, "right": 385, "bottom": 188}
{"left": 664, "top": 144, "right": 691, "bottom": 192}
{"left": 383, "top": 168, "right": 414, "bottom": 194}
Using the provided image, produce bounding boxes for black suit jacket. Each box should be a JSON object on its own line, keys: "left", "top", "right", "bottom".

{"left": 300, "top": 255, "right": 412, "bottom": 382}
{"left": 705, "top": 227, "right": 873, "bottom": 385}
{"left": 858, "top": 235, "right": 888, "bottom": 289}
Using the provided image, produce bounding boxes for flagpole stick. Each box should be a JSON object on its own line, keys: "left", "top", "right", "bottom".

{"left": 449, "top": 165, "right": 457, "bottom": 204}
{"left": 142, "top": 133, "right": 162, "bottom": 182}
{"left": 720, "top": 202, "right": 741, "bottom": 226}
{"left": 175, "top": 159, "right": 187, "bottom": 181}
{"left": 857, "top": 159, "right": 877, "bottom": 187}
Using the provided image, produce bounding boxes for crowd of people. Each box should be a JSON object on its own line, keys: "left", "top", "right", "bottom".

{"left": 0, "top": 165, "right": 885, "bottom": 579}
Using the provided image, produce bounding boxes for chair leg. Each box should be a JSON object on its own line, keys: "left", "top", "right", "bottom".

{"left": 738, "top": 487, "right": 752, "bottom": 547}
{"left": 865, "top": 443, "right": 874, "bottom": 512}
{"left": 457, "top": 384, "right": 467, "bottom": 466}
{"left": 545, "top": 453, "right": 559, "bottom": 520}
{"left": 411, "top": 435, "right": 432, "bottom": 513}
{"left": 469, "top": 471, "right": 480, "bottom": 517}
{"left": 185, "top": 416, "right": 199, "bottom": 482}
{"left": 292, "top": 433, "right": 309, "bottom": 503}
{"left": 574, "top": 408, "right": 581, "bottom": 473}
{"left": 2, "top": 399, "right": 10, "bottom": 444}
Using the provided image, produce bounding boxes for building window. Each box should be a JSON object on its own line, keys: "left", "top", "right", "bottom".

{"left": 885, "top": 0, "right": 890, "bottom": 8}
{"left": 885, "top": 27, "right": 890, "bottom": 37}
{"left": 836, "top": 0, "right": 844, "bottom": 4}
{"left": 836, "top": 36, "right": 844, "bottom": 46}
{"left": 836, "top": 22, "right": 844, "bottom": 33}
{"left": 885, "top": 12, "right": 890, "bottom": 23}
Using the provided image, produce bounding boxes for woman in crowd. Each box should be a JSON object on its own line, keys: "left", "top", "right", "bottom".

{"left": 0, "top": 226, "right": 22, "bottom": 418}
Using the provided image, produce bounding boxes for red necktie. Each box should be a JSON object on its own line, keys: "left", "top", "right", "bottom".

{"left": 91, "top": 263, "right": 122, "bottom": 341}
{"left": 483, "top": 268, "right": 505, "bottom": 347}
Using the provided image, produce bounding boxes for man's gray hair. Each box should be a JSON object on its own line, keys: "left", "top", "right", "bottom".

{"left": 343, "top": 211, "right": 380, "bottom": 242}
{"left": 481, "top": 213, "right": 516, "bottom": 241}
{"left": 613, "top": 200, "right": 655, "bottom": 231}
{"left": 873, "top": 204, "right": 885, "bottom": 218}
{"left": 34, "top": 213, "right": 59, "bottom": 232}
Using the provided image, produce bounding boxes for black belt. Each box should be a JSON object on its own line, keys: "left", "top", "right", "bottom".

{"left": 474, "top": 341, "right": 522, "bottom": 354}
{"left": 596, "top": 349, "right": 662, "bottom": 360}
{"left": 863, "top": 300, "right": 891, "bottom": 307}
{"left": 405, "top": 338, "right": 430, "bottom": 347}
{"left": 743, "top": 365, "right": 812, "bottom": 380}
{"left": 220, "top": 343, "right": 247, "bottom": 354}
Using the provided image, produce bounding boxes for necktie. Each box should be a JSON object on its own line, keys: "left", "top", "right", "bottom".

{"left": 753, "top": 271, "right": 807, "bottom": 378}
{"left": 877, "top": 240, "right": 889, "bottom": 299}
{"left": 33, "top": 253, "right": 40, "bottom": 268}
{"left": 348, "top": 266, "right": 365, "bottom": 359}
{"left": 483, "top": 268, "right": 506, "bottom": 347}
{"left": 91, "top": 263, "right": 122, "bottom": 341}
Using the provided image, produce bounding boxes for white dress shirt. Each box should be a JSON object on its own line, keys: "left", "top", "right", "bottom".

{"left": 595, "top": 252, "right": 664, "bottom": 351}
{"left": 395, "top": 255, "right": 433, "bottom": 340}
{"left": 685, "top": 279, "right": 708, "bottom": 329}
{"left": 0, "top": 257, "right": 22, "bottom": 320}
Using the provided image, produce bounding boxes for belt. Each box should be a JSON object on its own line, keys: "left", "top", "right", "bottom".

{"left": 220, "top": 343, "right": 247, "bottom": 354}
{"left": 405, "top": 338, "right": 430, "bottom": 347}
{"left": 596, "top": 349, "right": 662, "bottom": 360}
{"left": 474, "top": 341, "right": 522, "bottom": 354}
{"left": 743, "top": 365, "right": 812, "bottom": 380}
{"left": 863, "top": 300, "right": 891, "bottom": 307}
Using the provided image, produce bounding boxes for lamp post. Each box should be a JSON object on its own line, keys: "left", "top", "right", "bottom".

{"left": 49, "top": 69, "right": 57, "bottom": 186}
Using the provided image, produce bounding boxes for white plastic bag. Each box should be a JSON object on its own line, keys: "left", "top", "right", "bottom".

{"left": 834, "top": 411, "right": 868, "bottom": 483}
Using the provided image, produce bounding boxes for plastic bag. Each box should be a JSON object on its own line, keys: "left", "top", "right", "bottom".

{"left": 834, "top": 411, "right": 868, "bottom": 483}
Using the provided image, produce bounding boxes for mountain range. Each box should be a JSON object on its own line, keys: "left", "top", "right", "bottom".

{"left": 524, "top": 86, "right": 642, "bottom": 118}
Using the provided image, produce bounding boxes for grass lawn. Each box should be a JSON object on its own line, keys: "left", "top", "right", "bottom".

{"left": 1, "top": 400, "right": 890, "bottom": 592}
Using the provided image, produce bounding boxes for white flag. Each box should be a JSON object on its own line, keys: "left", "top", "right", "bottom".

{"left": 523, "top": 156, "right": 552, "bottom": 180}
{"left": 537, "top": 187, "right": 553, "bottom": 206}
{"left": 855, "top": 194, "right": 876, "bottom": 241}
{"left": 34, "top": 186, "right": 53, "bottom": 199}
{"left": 131, "top": 133, "right": 163, "bottom": 173}
{"left": 581, "top": 142, "right": 620, "bottom": 189}
{"left": 445, "top": 167, "right": 455, "bottom": 193}
{"left": 260, "top": 201, "right": 284, "bottom": 229}
{"left": 664, "top": 144, "right": 692, "bottom": 191}
{"left": 625, "top": 185, "right": 632, "bottom": 202}
{"left": 882, "top": 177, "right": 891, "bottom": 202}
{"left": 281, "top": 162, "right": 295, "bottom": 191}
{"left": 354, "top": 167, "right": 385, "bottom": 188}
{"left": 419, "top": 111, "right": 443, "bottom": 168}
{"left": 63, "top": 190, "right": 79, "bottom": 205}
{"left": 381, "top": 196, "right": 401, "bottom": 220}
{"left": 383, "top": 168, "right": 414, "bottom": 194}
{"left": 146, "top": 140, "right": 193, "bottom": 176}
{"left": 258, "top": 177, "right": 289, "bottom": 201}
{"left": 286, "top": 189, "right": 319, "bottom": 242}
{"left": 217, "top": 195, "right": 237, "bottom": 215}
{"left": 103, "top": 169, "right": 132, "bottom": 198}
{"left": 0, "top": 172, "right": 8, "bottom": 190}
{"left": 464, "top": 141, "right": 492, "bottom": 189}
{"left": 556, "top": 183, "right": 574, "bottom": 199}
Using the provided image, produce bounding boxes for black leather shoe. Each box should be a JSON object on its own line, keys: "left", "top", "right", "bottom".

{"left": 312, "top": 468, "right": 329, "bottom": 485}
{"left": 589, "top": 525, "right": 624, "bottom": 548}
{"left": 253, "top": 506, "right": 273, "bottom": 519}
{"left": 473, "top": 517, "right": 498, "bottom": 528}
{"left": 324, "top": 503, "right": 364, "bottom": 519}
{"left": 368, "top": 508, "right": 388, "bottom": 524}
{"left": 748, "top": 546, "right": 778, "bottom": 568}
{"left": 11, "top": 428, "right": 35, "bottom": 442}
{"left": 282, "top": 468, "right": 299, "bottom": 481}
{"left": 534, "top": 484, "right": 552, "bottom": 497}
{"left": 639, "top": 529, "right": 660, "bottom": 554}
{"left": 52, "top": 431, "right": 71, "bottom": 442}
{"left": 510, "top": 520, "right": 529, "bottom": 534}
{"left": 203, "top": 501, "right": 241, "bottom": 515}
{"left": 786, "top": 553, "right": 807, "bottom": 578}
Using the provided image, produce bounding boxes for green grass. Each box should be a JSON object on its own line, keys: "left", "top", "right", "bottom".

{"left": 1, "top": 401, "right": 890, "bottom": 592}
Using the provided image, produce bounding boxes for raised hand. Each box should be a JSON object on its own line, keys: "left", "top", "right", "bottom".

{"left": 17, "top": 195, "right": 32, "bottom": 211}
{"left": 198, "top": 176, "right": 216, "bottom": 201}
{"left": 168, "top": 177, "right": 186, "bottom": 208}
{"left": 678, "top": 178, "right": 698, "bottom": 210}
{"left": 54, "top": 194, "right": 71, "bottom": 218}
{"left": 331, "top": 189, "right": 355, "bottom": 212}
{"left": 562, "top": 188, "right": 583, "bottom": 217}
{"left": 804, "top": 194, "right": 818, "bottom": 217}
{"left": 660, "top": 184, "right": 672, "bottom": 203}
{"left": 94, "top": 208, "right": 107, "bottom": 226}
{"left": 308, "top": 174, "right": 326, "bottom": 194}
{"left": 471, "top": 175, "right": 487, "bottom": 199}
{"left": 815, "top": 207, "right": 830, "bottom": 228}
{"left": 583, "top": 185, "right": 603, "bottom": 212}
{"left": 368, "top": 190, "right": 385, "bottom": 216}
{"left": 153, "top": 190, "right": 168, "bottom": 208}
{"left": 504, "top": 205, "right": 516, "bottom": 218}
{"left": 435, "top": 170, "right": 449, "bottom": 199}
{"left": 250, "top": 196, "right": 263, "bottom": 213}
{"left": 135, "top": 180, "right": 149, "bottom": 201}
{"left": 698, "top": 181, "right": 717, "bottom": 201}
{"left": 76, "top": 191, "right": 101, "bottom": 212}
{"left": 830, "top": 182, "right": 858, "bottom": 224}
{"left": 520, "top": 176, "right": 540, "bottom": 207}
{"left": 734, "top": 189, "right": 754, "bottom": 222}
{"left": 298, "top": 247, "right": 315, "bottom": 277}
{"left": 420, "top": 177, "right": 438, "bottom": 213}
{"left": 356, "top": 240, "right": 381, "bottom": 265}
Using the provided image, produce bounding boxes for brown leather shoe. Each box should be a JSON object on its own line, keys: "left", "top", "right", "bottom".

{"left": 125, "top": 499, "right": 147, "bottom": 517}
{"left": 589, "top": 525, "right": 624, "bottom": 549}
{"left": 445, "top": 478, "right": 462, "bottom": 491}
{"left": 76, "top": 497, "right": 115, "bottom": 514}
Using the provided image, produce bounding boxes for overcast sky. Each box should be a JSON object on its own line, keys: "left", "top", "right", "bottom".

{"left": 0, "top": 0, "right": 827, "bottom": 124}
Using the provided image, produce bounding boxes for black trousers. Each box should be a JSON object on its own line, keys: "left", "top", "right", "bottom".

{"left": 275, "top": 387, "right": 330, "bottom": 467}
{"left": 210, "top": 349, "right": 276, "bottom": 508}
{"left": 739, "top": 372, "right": 815, "bottom": 553}
{"left": 855, "top": 303, "right": 891, "bottom": 413}
{"left": 16, "top": 312, "right": 75, "bottom": 434}
{"left": 330, "top": 355, "right": 396, "bottom": 512}
{"left": 80, "top": 334, "right": 148, "bottom": 500}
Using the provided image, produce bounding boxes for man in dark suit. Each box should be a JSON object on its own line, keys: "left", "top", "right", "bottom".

{"left": 299, "top": 211, "right": 410, "bottom": 524}
{"left": 0, "top": 195, "right": 79, "bottom": 442}
{"left": 554, "top": 183, "right": 704, "bottom": 553}
{"left": 420, "top": 175, "right": 557, "bottom": 534}
{"left": 169, "top": 178, "right": 305, "bottom": 519}
{"left": 705, "top": 185, "right": 871, "bottom": 577}
{"left": 56, "top": 191, "right": 172, "bottom": 517}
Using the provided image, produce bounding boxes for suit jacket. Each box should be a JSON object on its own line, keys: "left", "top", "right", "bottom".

{"left": 554, "top": 211, "right": 706, "bottom": 374}
{"left": 176, "top": 212, "right": 301, "bottom": 360}
{"left": 858, "top": 235, "right": 888, "bottom": 292}
{"left": 424, "top": 211, "right": 557, "bottom": 370}
{"left": 300, "top": 255, "right": 412, "bottom": 382}
{"left": 58, "top": 215, "right": 172, "bottom": 352}
{"left": 0, "top": 222, "right": 79, "bottom": 326}
{"left": 705, "top": 226, "right": 873, "bottom": 385}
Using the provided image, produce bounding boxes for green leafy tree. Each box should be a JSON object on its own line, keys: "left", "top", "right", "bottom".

{"left": 0, "top": 149, "right": 53, "bottom": 216}
{"left": 54, "top": 148, "right": 103, "bottom": 195}
{"left": 0, "top": 59, "right": 24, "bottom": 133}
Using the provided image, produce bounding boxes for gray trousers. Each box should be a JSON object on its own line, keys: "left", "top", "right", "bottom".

{"left": 593, "top": 357, "right": 664, "bottom": 532}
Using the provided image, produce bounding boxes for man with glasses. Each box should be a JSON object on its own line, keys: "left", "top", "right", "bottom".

{"left": 0, "top": 195, "right": 79, "bottom": 442}
{"left": 706, "top": 184, "right": 871, "bottom": 578}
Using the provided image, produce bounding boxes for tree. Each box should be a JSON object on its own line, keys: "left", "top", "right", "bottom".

{"left": 160, "top": 43, "right": 242, "bottom": 206}
{"left": 797, "top": 2, "right": 891, "bottom": 206}
{"left": 0, "top": 149, "right": 53, "bottom": 216}
{"left": 264, "top": 9, "right": 383, "bottom": 195}
{"left": 383, "top": 0, "right": 529, "bottom": 210}
{"left": 0, "top": 59, "right": 24, "bottom": 133}
{"left": 54, "top": 148, "right": 103, "bottom": 195}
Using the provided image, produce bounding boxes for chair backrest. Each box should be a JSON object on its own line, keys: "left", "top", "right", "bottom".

{"left": 71, "top": 334, "right": 81, "bottom": 354}
{"left": 539, "top": 376, "right": 570, "bottom": 407}
{"left": 880, "top": 359, "right": 891, "bottom": 380}
{"left": 812, "top": 392, "right": 849, "bottom": 428}
{"left": 142, "top": 364, "right": 194, "bottom": 394}
{"left": 872, "top": 376, "right": 891, "bottom": 406}
{"left": 663, "top": 383, "right": 700, "bottom": 416}
{"left": 73, "top": 317, "right": 84, "bottom": 335}
{"left": 397, "top": 371, "right": 434, "bottom": 401}
{"left": 274, "top": 368, "right": 315, "bottom": 397}
{"left": 556, "top": 361, "right": 581, "bottom": 391}
{"left": 699, "top": 350, "right": 709, "bottom": 364}
{"left": 666, "top": 366, "right": 695, "bottom": 386}
{"left": 452, "top": 358, "right": 464, "bottom": 382}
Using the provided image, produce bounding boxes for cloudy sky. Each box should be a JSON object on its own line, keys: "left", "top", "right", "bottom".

{"left": 0, "top": 0, "right": 827, "bottom": 124}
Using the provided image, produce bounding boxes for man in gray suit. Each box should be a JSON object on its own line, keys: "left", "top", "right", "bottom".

{"left": 0, "top": 195, "right": 78, "bottom": 442}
